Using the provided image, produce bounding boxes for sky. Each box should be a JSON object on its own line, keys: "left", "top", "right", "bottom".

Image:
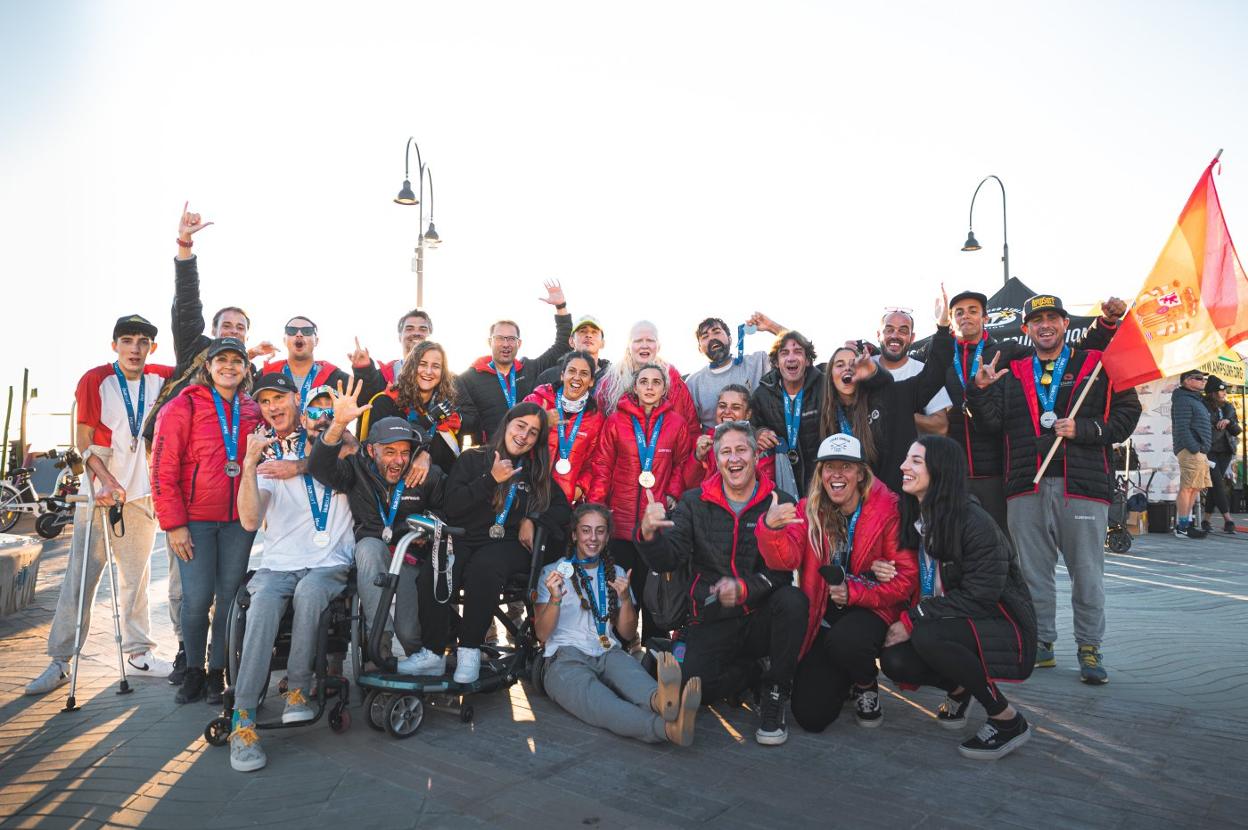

{"left": 2, "top": 0, "right": 1247, "bottom": 449}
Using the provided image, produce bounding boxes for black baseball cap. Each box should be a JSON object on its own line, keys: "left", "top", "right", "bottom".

{"left": 1204, "top": 375, "right": 1226, "bottom": 393}
{"left": 1180, "top": 369, "right": 1208, "bottom": 382}
{"left": 949, "top": 290, "right": 989, "bottom": 311}
{"left": 113, "top": 314, "right": 158, "bottom": 340}
{"left": 252, "top": 373, "right": 299, "bottom": 397}
{"left": 368, "top": 416, "right": 419, "bottom": 446}
{"left": 1022, "top": 294, "right": 1069, "bottom": 322}
{"left": 206, "top": 337, "right": 248, "bottom": 359}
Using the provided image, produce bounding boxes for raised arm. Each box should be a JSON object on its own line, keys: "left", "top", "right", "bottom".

{"left": 528, "top": 280, "right": 574, "bottom": 376}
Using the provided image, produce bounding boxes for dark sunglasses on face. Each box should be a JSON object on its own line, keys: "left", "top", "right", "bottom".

{"left": 304, "top": 406, "right": 332, "bottom": 420}
{"left": 285, "top": 325, "right": 317, "bottom": 336}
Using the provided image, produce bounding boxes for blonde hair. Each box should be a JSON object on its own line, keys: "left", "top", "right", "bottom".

{"left": 597, "top": 320, "right": 669, "bottom": 415}
{"left": 803, "top": 460, "right": 874, "bottom": 564}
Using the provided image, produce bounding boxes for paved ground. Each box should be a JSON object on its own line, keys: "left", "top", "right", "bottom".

{"left": 1, "top": 518, "right": 1246, "bottom": 829}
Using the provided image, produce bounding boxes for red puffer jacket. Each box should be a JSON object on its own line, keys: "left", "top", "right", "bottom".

{"left": 686, "top": 425, "right": 776, "bottom": 490}
{"left": 151, "top": 384, "right": 262, "bottom": 530}
{"left": 523, "top": 384, "right": 605, "bottom": 504}
{"left": 755, "top": 478, "right": 918, "bottom": 658}
{"left": 589, "top": 394, "right": 696, "bottom": 541}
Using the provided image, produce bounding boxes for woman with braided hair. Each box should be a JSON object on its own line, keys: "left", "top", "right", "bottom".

{"left": 535, "top": 503, "right": 700, "bottom": 745}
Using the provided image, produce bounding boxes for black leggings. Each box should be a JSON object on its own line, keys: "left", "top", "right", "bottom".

{"left": 880, "top": 617, "right": 1009, "bottom": 718}
{"left": 790, "top": 607, "right": 888, "bottom": 733}
{"left": 456, "top": 540, "right": 531, "bottom": 649}
{"left": 1205, "top": 452, "right": 1234, "bottom": 516}
{"left": 608, "top": 539, "right": 650, "bottom": 640}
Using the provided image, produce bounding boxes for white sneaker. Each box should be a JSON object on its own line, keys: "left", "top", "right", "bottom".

{"left": 127, "top": 651, "right": 175, "bottom": 677}
{"left": 25, "top": 660, "right": 70, "bottom": 695}
{"left": 453, "top": 647, "right": 481, "bottom": 684}
{"left": 397, "top": 648, "right": 446, "bottom": 677}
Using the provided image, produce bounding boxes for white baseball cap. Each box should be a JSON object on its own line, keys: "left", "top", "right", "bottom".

{"left": 816, "top": 433, "right": 864, "bottom": 463}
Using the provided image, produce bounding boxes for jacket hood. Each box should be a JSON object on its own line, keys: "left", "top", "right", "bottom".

{"left": 471, "top": 355, "right": 526, "bottom": 374}
{"left": 616, "top": 392, "right": 676, "bottom": 421}
{"left": 699, "top": 470, "right": 774, "bottom": 513}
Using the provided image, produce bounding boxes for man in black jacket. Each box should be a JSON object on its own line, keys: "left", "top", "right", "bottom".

{"left": 967, "top": 295, "right": 1141, "bottom": 687}
{"left": 459, "top": 280, "right": 573, "bottom": 444}
{"left": 638, "top": 422, "right": 807, "bottom": 747}
{"left": 749, "top": 331, "right": 823, "bottom": 494}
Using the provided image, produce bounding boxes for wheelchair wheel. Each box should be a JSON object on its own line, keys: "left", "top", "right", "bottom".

{"left": 528, "top": 654, "right": 546, "bottom": 697}
{"left": 35, "top": 512, "right": 67, "bottom": 539}
{"left": 384, "top": 694, "right": 424, "bottom": 739}
{"left": 204, "top": 716, "right": 231, "bottom": 747}
{"left": 1107, "top": 529, "right": 1132, "bottom": 553}
{"left": 347, "top": 594, "right": 362, "bottom": 684}
{"left": 329, "top": 702, "right": 351, "bottom": 733}
{"left": 460, "top": 704, "right": 474, "bottom": 724}
{"left": 365, "top": 690, "right": 392, "bottom": 732}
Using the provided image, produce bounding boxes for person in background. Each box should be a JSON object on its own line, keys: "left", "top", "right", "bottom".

{"left": 685, "top": 312, "right": 788, "bottom": 429}
{"left": 524, "top": 350, "right": 605, "bottom": 504}
{"left": 595, "top": 321, "right": 698, "bottom": 444}
{"left": 874, "top": 308, "right": 953, "bottom": 435}
{"left": 688, "top": 385, "right": 777, "bottom": 491}
{"left": 1202, "top": 375, "right": 1240, "bottom": 534}
{"left": 377, "top": 309, "right": 434, "bottom": 386}
{"left": 1169, "top": 368, "right": 1214, "bottom": 539}
{"left": 536, "top": 315, "right": 611, "bottom": 388}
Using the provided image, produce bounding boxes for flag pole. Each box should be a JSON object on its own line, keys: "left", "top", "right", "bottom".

{"left": 1033, "top": 362, "right": 1104, "bottom": 483}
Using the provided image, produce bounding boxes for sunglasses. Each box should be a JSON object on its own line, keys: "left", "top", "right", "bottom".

{"left": 305, "top": 406, "right": 332, "bottom": 420}
{"left": 285, "top": 325, "right": 317, "bottom": 336}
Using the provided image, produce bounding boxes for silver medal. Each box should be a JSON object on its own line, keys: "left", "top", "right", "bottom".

{"left": 1039, "top": 411, "right": 1058, "bottom": 429}
{"left": 313, "top": 530, "right": 330, "bottom": 548}
{"left": 555, "top": 457, "right": 572, "bottom": 475}
{"left": 225, "top": 460, "right": 241, "bottom": 477}
{"left": 382, "top": 526, "right": 393, "bottom": 543}
{"left": 130, "top": 436, "right": 139, "bottom": 452}
{"left": 488, "top": 523, "right": 505, "bottom": 539}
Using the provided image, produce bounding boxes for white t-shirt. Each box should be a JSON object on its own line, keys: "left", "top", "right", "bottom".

{"left": 255, "top": 459, "right": 355, "bottom": 572}
{"left": 537, "top": 561, "right": 631, "bottom": 657}
{"left": 875, "top": 356, "right": 953, "bottom": 416}
{"left": 75, "top": 363, "right": 173, "bottom": 499}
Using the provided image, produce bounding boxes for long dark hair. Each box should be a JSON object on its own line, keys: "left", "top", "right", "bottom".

{"left": 566, "top": 502, "right": 620, "bottom": 623}
{"left": 899, "top": 435, "right": 968, "bottom": 560}
{"left": 395, "top": 340, "right": 457, "bottom": 410}
{"left": 485, "top": 402, "right": 553, "bottom": 513}
{"left": 818, "top": 347, "right": 878, "bottom": 466}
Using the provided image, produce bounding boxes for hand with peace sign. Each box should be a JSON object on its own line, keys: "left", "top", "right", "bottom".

{"left": 973, "top": 352, "right": 1010, "bottom": 388}
{"left": 763, "top": 492, "right": 801, "bottom": 531}
{"left": 347, "top": 337, "right": 372, "bottom": 370}
{"left": 639, "top": 489, "right": 675, "bottom": 541}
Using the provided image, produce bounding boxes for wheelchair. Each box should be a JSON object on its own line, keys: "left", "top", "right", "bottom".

{"left": 358, "top": 513, "right": 549, "bottom": 739}
{"left": 203, "top": 568, "right": 361, "bottom": 747}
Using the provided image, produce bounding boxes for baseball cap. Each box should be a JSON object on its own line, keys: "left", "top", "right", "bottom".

{"left": 368, "top": 416, "right": 419, "bottom": 446}
{"left": 949, "top": 290, "right": 989, "bottom": 311}
{"left": 815, "top": 433, "right": 864, "bottom": 464}
{"left": 1204, "top": 375, "right": 1226, "bottom": 393}
{"left": 1022, "top": 294, "right": 1069, "bottom": 322}
{"left": 306, "top": 385, "right": 335, "bottom": 407}
{"left": 206, "top": 337, "right": 248, "bottom": 360}
{"left": 252, "top": 373, "right": 299, "bottom": 397}
{"left": 1180, "top": 369, "right": 1208, "bottom": 382}
{"left": 572, "top": 315, "right": 604, "bottom": 335}
{"left": 113, "top": 314, "right": 158, "bottom": 340}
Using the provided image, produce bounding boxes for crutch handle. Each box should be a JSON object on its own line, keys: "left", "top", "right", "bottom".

{"left": 66, "top": 495, "right": 90, "bottom": 504}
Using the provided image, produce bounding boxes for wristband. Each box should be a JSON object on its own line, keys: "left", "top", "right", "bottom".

{"left": 176, "top": 238, "right": 193, "bottom": 249}
{"left": 555, "top": 302, "right": 567, "bottom": 310}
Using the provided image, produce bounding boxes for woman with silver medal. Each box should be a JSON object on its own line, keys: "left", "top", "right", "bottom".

{"left": 523, "top": 350, "right": 605, "bottom": 504}
{"left": 441, "top": 403, "right": 571, "bottom": 684}
{"left": 535, "top": 504, "right": 701, "bottom": 745}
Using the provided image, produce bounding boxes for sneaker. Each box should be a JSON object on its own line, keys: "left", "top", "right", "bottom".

{"left": 25, "top": 660, "right": 70, "bottom": 695}
{"left": 851, "top": 684, "right": 883, "bottom": 728}
{"left": 1187, "top": 525, "right": 1208, "bottom": 539}
{"left": 1078, "top": 645, "right": 1109, "bottom": 685}
{"left": 1035, "top": 642, "right": 1057, "bottom": 668}
{"left": 958, "top": 714, "right": 1031, "bottom": 760}
{"left": 453, "top": 647, "right": 481, "bottom": 684}
{"left": 755, "top": 683, "right": 789, "bottom": 746}
{"left": 397, "top": 648, "right": 446, "bottom": 677}
{"left": 937, "top": 690, "right": 972, "bottom": 729}
{"left": 1201, "top": 519, "right": 1213, "bottom": 533}
{"left": 281, "top": 688, "right": 315, "bottom": 724}
{"left": 127, "top": 651, "right": 174, "bottom": 677}
{"left": 229, "top": 714, "right": 267, "bottom": 773}
{"left": 167, "top": 643, "right": 187, "bottom": 685}
{"left": 205, "top": 669, "right": 226, "bottom": 705}
{"left": 175, "top": 667, "right": 207, "bottom": 704}
{"left": 1224, "top": 520, "right": 1237, "bottom": 534}
{"left": 1173, "top": 526, "right": 1192, "bottom": 540}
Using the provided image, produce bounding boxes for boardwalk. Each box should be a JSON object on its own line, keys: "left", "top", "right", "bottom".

{"left": 1, "top": 522, "right": 1246, "bottom": 829}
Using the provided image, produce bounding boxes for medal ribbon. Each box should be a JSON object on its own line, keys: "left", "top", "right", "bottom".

{"left": 631, "top": 414, "right": 665, "bottom": 475}
{"left": 293, "top": 433, "right": 332, "bottom": 533}
{"left": 838, "top": 499, "right": 863, "bottom": 571}
{"left": 210, "top": 387, "right": 241, "bottom": 463}
{"left": 572, "top": 557, "right": 610, "bottom": 641}
{"left": 494, "top": 477, "right": 520, "bottom": 530}
{"left": 283, "top": 362, "right": 321, "bottom": 406}
{"left": 918, "top": 541, "right": 937, "bottom": 598}
{"left": 111, "top": 362, "right": 146, "bottom": 446}
{"left": 1032, "top": 345, "right": 1071, "bottom": 420}
{"left": 556, "top": 392, "right": 586, "bottom": 464}
{"left": 376, "top": 481, "right": 406, "bottom": 538}
{"left": 953, "top": 338, "right": 986, "bottom": 391}
{"left": 489, "top": 361, "right": 517, "bottom": 409}
{"left": 783, "top": 389, "right": 804, "bottom": 454}
{"left": 837, "top": 406, "right": 852, "bottom": 436}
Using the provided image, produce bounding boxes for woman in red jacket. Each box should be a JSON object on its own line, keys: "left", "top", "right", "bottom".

{"left": 589, "top": 363, "right": 694, "bottom": 640}
{"left": 755, "top": 432, "right": 918, "bottom": 733}
{"left": 523, "top": 351, "right": 604, "bottom": 504}
{"left": 151, "top": 337, "right": 261, "bottom": 706}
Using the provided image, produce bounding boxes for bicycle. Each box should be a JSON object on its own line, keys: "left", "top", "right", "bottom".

{"left": 0, "top": 448, "right": 82, "bottom": 538}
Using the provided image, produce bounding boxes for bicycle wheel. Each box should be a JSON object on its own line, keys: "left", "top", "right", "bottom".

{"left": 0, "top": 483, "right": 21, "bottom": 533}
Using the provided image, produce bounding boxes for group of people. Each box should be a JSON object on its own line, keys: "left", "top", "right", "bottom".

{"left": 26, "top": 204, "right": 1144, "bottom": 773}
{"left": 1170, "top": 367, "right": 1242, "bottom": 537}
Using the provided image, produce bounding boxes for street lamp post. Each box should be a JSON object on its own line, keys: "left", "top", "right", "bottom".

{"left": 394, "top": 137, "right": 440, "bottom": 307}
{"left": 961, "top": 175, "right": 1009, "bottom": 286}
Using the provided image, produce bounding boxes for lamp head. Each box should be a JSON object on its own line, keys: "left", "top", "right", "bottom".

{"left": 394, "top": 180, "right": 419, "bottom": 206}
{"left": 961, "top": 230, "right": 981, "bottom": 252}
{"left": 423, "top": 222, "right": 441, "bottom": 246}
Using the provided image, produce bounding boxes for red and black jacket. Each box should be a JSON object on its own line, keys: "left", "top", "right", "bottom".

{"left": 523, "top": 383, "right": 605, "bottom": 504}
{"left": 260, "top": 359, "right": 351, "bottom": 395}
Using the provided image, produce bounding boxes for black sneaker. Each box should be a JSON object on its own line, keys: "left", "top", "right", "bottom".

{"left": 205, "top": 669, "right": 225, "bottom": 705}
{"left": 175, "top": 668, "right": 207, "bottom": 704}
{"left": 168, "top": 643, "right": 187, "bottom": 686}
{"left": 1201, "top": 519, "right": 1213, "bottom": 533}
{"left": 851, "top": 683, "right": 883, "bottom": 728}
{"left": 937, "top": 690, "right": 972, "bottom": 729}
{"left": 958, "top": 713, "right": 1031, "bottom": 760}
{"left": 755, "top": 684, "right": 789, "bottom": 746}
{"left": 1224, "top": 520, "right": 1237, "bottom": 534}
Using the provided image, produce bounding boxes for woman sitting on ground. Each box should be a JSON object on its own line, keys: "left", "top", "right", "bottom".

{"left": 880, "top": 435, "right": 1037, "bottom": 760}
{"left": 535, "top": 503, "right": 700, "bottom": 745}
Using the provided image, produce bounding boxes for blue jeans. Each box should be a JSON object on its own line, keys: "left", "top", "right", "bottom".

{"left": 179, "top": 521, "right": 256, "bottom": 670}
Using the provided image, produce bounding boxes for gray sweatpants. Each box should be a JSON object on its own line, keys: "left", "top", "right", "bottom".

{"left": 354, "top": 536, "right": 422, "bottom": 658}
{"left": 233, "top": 565, "right": 349, "bottom": 712}
{"left": 47, "top": 500, "right": 159, "bottom": 660}
{"left": 542, "top": 646, "right": 666, "bottom": 743}
{"left": 1007, "top": 478, "right": 1108, "bottom": 647}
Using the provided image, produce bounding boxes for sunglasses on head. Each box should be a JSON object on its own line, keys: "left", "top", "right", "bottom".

{"left": 285, "top": 325, "right": 317, "bottom": 336}
{"left": 304, "top": 406, "right": 332, "bottom": 420}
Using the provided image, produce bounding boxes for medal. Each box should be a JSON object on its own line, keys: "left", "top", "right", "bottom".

{"left": 787, "top": 449, "right": 800, "bottom": 465}
{"left": 225, "top": 461, "right": 241, "bottom": 477}
{"left": 489, "top": 523, "right": 505, "bottom": 539}
{"left": 783, "top": 388, "right": 804, "bottom": 465}
{"left": 491, "top": 476, "right": 521, "bottom": 541}
{"left": 638, "top": 471, "right": 656, "bottom": 488}
{"left": 112, "top": 363, "right": 146, "bottom": 455}
{"left": 131, "top": 437, "right": 139, "bottom": 452}
{"left": 376, "top": 480, "right": 406, "bottom": 546}
{"left": 570, "top": 556, "right": 612, "bottom": 649}
{"left": 631, "top": 413, "right": 665, "bottom": 493}
{"left": 1032, "top": 345, "right": 1071, "bottom": 435}
{"left": 313, "top": 530, "right": 330, "bottom": 548}
{"left": 599, "top": 634, "right": 612, "bottom": 649}
{"left": 555, "top": 457, "right": 572, "bottom": 475}
{"left": 1040, "top": 373, "right": 1053, "bottom": 386}
{"left": 210, "top": 387, "right": 242, "bottom": 479}
{"left": 382, "top": 527, "right": 393, "bottom": 543}
{"left": 554, "top": 392, "right": 584, "bottom": 479}
{"left": 556, "top": 561, "right": 575, "bottom": 579}
{"left": 962, "top": 401, "right": 973, "bottom": 420}
{"left": 1039, "top": 411, "right": 1058, "bottom": 429}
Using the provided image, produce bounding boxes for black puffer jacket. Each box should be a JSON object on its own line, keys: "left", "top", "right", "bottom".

{"left": 307, "top": 434, "right": 446, "bottom": 544}
{"left": 905, "top": 500, "right": 1036, "bottom": 682}
{"left": 442, "top": 446, "right": 571, "bottom": 551}
{"left": 637, "top": 473, "right": 795, "bottom": 624}
{"left": 750, "top": 366, "right": 826, "bottom": 493}
{"left": 1207, "top": 399, "right": 1242, "bottom": 455}
{"left": 966, "top": 349, "right": 1140, "bottom": 502}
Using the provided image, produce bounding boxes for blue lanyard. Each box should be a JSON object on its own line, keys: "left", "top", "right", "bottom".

{"left": 953, "top": 339, "right": 986, "bottom": 391}
{"left": 376, "top": 481, "right": 406, "bottom": 533}
{"left": 111, "top": 363, "right": 146, "bottom": 443}
{"left": 405, "top": 407, "right": 436, "bottom": 439}
{"left": 556, "top": 393, "right": 586, "bottom": 462}
{"left": 292, "top": 432, "right": 332, "bottom": 533}
{"left": 839, "top": 500, "right": 863, "bottom": 570}
{"left": 919, "top": 542, "right": 937, "bottom": 598}
{"left": 631, "top": 414, "right": 665, "bottom": 473}
{"left": 283, "top": 362, "right": 320, "bottom": 406}
{"left": 210, "top": 388, "right": 241, "bottom": 462}
{"left": 495, "top": 478, "right": 520, "bottom": 528}
{"left": 837, "top": 406, "right": 852, "bottom": 436}
{"left": 572, "top": 558, "right": 610, "bottom": 638}
{"left": 489, "top": 361, "right": 516, "bottom": 409}
{"left": 784, "top": 389, "right": 804, "bottom": 451}
{"left": 1032, "top": 345, "right": 1071, "bottom": 416}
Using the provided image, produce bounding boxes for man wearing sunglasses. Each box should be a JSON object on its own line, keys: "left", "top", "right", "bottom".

{"left": 231, "top": 376, "right": 355, "bottom": 772}
{"left": 260, "top": 317, "right": 353, "bottom": 408}
{"left": 459, "top": 280, "right": 573, "bottom": 444}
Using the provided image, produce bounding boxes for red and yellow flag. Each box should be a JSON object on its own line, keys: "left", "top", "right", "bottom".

{"left": 1103, "top": 154, "right": 1248, "bottom": 390}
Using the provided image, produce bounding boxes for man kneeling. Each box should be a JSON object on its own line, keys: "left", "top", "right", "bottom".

{"left": 229, "top": 378, "right": 354, "bottom": 771}
{"left": 535, "top": 503, "right": 700, "bottom": 745}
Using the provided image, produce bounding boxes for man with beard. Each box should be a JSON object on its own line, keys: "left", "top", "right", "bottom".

{"left": 966, "top": 295, "right": 1140, "bottom": 686}
{"left": 260, "top": 316, "right": 354, "bottom": 407}
{"left": 536, "top": 316, "right": 612, "bottom": 388}
{"left": 686, "top": 312, "right": 788, "bottom": 429}
{"left": 874, "top": 309, "right": 953, "bottom": 436}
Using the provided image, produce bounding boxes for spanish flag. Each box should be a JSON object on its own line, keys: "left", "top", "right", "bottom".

{"left": 1103, "top": 153, "right": 1248, "bottom": 390}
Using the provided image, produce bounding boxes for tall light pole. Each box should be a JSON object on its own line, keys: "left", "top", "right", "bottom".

{"left": 394, "top": 137, "right": 440, "bottom": 307}
{"left": 961, "top": 174, "right": 1009, "bottom": 286}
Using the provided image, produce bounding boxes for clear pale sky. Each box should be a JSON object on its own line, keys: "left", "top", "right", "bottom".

{"left": 2, "top": 1, "right": 1246, "bottom": 448}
